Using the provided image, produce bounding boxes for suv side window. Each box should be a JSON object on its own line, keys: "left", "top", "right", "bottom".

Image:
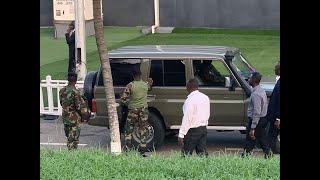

{"left": 97, "top": 59, "right": 141, "bottom": 86}
{"left": 193, "top": 60, "right": 230, "bottom": 87}
{"left": 150, "top": 60, "right": 186, "bottom": 86}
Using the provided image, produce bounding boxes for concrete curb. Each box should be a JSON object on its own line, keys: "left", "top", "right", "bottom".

{"left": 142, "top": 26, "right": 175, "bottom": 35}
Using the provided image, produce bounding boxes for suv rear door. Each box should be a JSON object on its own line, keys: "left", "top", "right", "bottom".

{"left": 147, "top": 59, "right": 188, "bottom": 126}
{"left": 92, "top": 59, "right": 144, "bottom": 126}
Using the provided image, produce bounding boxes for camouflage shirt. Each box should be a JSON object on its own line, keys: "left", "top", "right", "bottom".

{"left": 59, "top": 85, "right": 89, "bottom": 126}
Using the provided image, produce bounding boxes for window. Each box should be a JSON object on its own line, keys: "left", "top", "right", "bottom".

{"left": 231, "top": 53, "right": 255, "bottom": 81}
{"left": 97, "top": 59, "right": 141, "bottom": 86}
{"left": 150, "top": 60, "right": 186, "bottom": 86}
{"left": 193, "top": 60, "right": 230, "bottom": 87}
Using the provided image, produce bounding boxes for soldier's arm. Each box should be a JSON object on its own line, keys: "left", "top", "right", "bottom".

{"left": 74, "top": 90, "right": 90, "bottom": 115}
{"left": 146, "top": 78, "right": 153, "bottom": 91}
{"left": 58, "top": 88, "right": 66, "bottom": 106}
{"left": 65, "top": 32, "right": 75, "bottom": 45}
{"left": 121, "top": 83, "right": 132, "bottom": 105}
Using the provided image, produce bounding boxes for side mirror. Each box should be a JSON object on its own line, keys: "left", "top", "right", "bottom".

{"left": 227, "top": 77, "right": 236, "bottom": 91}
{"left": 225, "top": 77, "right": 231, "bottom": 87}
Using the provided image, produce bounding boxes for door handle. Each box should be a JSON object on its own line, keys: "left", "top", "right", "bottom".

{"left": 147, "top": 94, "right": 156, "bottom": 98}
{"left": 223, "top": 96, "right": 229, "bottom": 99}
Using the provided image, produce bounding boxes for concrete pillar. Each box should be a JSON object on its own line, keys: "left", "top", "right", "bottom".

{"left": 75, "top": 0, "right": 87, "bottom": 80}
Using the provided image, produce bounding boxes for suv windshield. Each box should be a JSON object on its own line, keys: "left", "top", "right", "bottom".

{"left": 231, "top": 53, "right": 255, "bottom": 81}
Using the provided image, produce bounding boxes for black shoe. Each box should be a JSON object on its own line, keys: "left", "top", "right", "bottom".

{"left": 264, "top": 151, "right": 274, "bottom": 159}
{"left": 140, "top": 150, "right": 148, "bottom": 157}
{"left": 241, "top": 151, "right": 252, "bottom": 158}
{"left": 141, "top": 153, "right": 147, "bottom": 157}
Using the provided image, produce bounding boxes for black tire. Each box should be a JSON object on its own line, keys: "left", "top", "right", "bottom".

{"left": 83, "top": 71, "right": 97, "bottom": 109}
{"left": 132, "top": 112, "right": 165, "bottom": 151}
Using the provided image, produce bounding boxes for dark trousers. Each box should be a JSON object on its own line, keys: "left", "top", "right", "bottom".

{"left": 268, "top": 120, "right": 280, "bottom": 153}
{"left": 244, "top": 117, "right": 271, "bottom": 155}
{"left": 68, "top": 57, "right": 76, "bottom": 73}
{"left": 182, "top": 126, "right": 208, "bottom": 157}
{"left": 68, "top": 47, "right": 76, "bottom": 73}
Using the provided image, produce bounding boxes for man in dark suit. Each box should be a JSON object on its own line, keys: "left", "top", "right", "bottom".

{"left": 65, "top": 21, "right": 76, "bottom": 73}
{"left": 267, "top": 61, "right": 280, "bottom": 154}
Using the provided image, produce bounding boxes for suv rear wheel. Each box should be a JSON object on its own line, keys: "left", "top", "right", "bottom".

{"left": 83, "top": 71, "right": 97, "bottom": 109}
{"left": 132, "top": 112, "right": 165, "bottom": 151}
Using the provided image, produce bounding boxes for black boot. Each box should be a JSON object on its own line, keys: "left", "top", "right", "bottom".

{"left": 139, "top": 147, "right": 148, "bottom": 157}
{"left": 241, "top": 150, "right": 252, "bottom": 158}
{"left": 140, "top": 150, "right": 147, "bottom": 157}
{"left": 264, "top": 151, "right": 274, "bottom": 159}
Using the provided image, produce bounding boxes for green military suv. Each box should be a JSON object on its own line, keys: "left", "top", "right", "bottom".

{"left": 83, "top": 45, "right": 278, "bottom": 151}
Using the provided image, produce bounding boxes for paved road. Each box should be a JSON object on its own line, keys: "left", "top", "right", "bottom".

{"left": 40, "top": 117, "right": 110, "bottom": 149}
{"left": 40, "top": 117, "right": 268, "bottom": 156}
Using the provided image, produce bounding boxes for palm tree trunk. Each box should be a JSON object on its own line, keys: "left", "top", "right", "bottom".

{"left": 92, "top": 0, "right": 121, "bottom": 154}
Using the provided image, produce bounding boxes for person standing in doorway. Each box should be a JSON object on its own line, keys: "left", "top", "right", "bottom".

{"left": 65, "top": 21, "right": 76, "bottom": 73}
{"left": 178, "top": 79, "right": 210, "bottom": 157}
{"left": 242, "top": 72, "right": 272, "bottom": 158}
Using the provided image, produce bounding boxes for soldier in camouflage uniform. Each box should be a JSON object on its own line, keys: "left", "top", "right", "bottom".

{"left": 59, "top": 72, "right": 91, "bottom": 150}
{"left": 121, "top": 69, "right": 153, "bottom": 156}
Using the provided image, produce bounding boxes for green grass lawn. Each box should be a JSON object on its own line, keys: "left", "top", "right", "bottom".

{"left": 40, "top": 148, "right": 280, "bottom": 179}
{"left": 40, "top": 27, "right": 279, "bottom": 80}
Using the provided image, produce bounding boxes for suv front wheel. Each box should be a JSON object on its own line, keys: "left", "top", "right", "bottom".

{"left": 132, "top": 112, "right": 165, "bottom": 151}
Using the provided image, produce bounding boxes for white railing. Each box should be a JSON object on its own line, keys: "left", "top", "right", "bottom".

{"left": 40, "top": 75, "right": 84, "bottom": 116}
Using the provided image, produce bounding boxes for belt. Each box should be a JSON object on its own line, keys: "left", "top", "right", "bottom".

{"left": 190, "top": 125, "right": 207, "bottom": 130}
{"left": 129, "top": 106, "right": 146, "bottom": 110}
{"left": 248, "top": 116, "right": 265, "bottom": 120}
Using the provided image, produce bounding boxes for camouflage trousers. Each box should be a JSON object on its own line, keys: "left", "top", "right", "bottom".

{"left": 125, "top": 107, "right": 149, "bottom": 151}
{"left": 64, "top": 124, "right": 80, "bottom": 150}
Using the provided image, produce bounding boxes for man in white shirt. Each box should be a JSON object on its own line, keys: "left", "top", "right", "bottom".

{"left": 178, "top": 79, "right": 210, "bottom": 157}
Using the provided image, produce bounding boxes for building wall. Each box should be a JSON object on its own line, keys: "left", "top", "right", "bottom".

{"left": 40, "top": 0, "right": 53, "bottom": 26}
{"left": 41, "top": 0, "right": 280, "bottom": 29}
